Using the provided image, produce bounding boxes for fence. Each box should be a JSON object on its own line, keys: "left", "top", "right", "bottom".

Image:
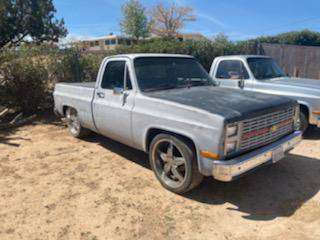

{"left": 261, "top": 43, "right": 320, "bottom": 79}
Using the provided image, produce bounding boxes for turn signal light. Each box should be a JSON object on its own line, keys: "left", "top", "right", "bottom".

{"left": 200, "top": 150, "right": 220, "bottom": 160}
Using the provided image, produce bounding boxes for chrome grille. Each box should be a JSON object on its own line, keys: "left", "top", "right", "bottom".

{"left": 239, "top": 106, "right": 294, "bottom": 151}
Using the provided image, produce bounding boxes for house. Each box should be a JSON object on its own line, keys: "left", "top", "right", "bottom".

{"left": 76, "top": 33, "right": 207, "bottom": 52}
{"left": 176, "top": 33, "right": 207, "bottom": 42}
{"left": 76, "top": 34, "right": 132, "bottom": 51}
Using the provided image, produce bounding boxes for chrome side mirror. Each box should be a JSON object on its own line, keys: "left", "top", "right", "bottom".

{"left": 113, "top": 87, "right": 124, "bottom": 95}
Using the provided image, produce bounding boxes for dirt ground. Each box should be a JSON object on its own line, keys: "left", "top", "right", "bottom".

{"left": 1, "top": 116, "right": 320, "bottom": 240}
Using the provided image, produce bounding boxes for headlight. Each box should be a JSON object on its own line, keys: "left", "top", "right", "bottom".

{"left": 226, "top": 141, "right": 237, "bottom": 153}
{"left": 226, "top": 125, "right": 238, "bottom": 137}
{"left": 224, "top": 123, "right": 240, "bottom": 155}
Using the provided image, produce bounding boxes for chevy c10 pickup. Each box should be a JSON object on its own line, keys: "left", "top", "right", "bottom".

{"left": 210, "top": 55, "right": 320, "bottom": 133}
{"left": 54, "top": 54, "right": 301, "bottom": 193}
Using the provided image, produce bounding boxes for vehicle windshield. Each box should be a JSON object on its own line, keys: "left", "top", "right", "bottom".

{"left": 134, "top": 57, "right": 216, "bottom": 92}
{"left": 247, "top": 57, "right": 286, "bottom": 80}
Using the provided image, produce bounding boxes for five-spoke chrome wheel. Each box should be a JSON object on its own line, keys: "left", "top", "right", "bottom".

{"left": 149, "top": 134, "right": 203, "bottom": 193}
{"left": 154, "top": 139, "right": 187, "bottom": 188}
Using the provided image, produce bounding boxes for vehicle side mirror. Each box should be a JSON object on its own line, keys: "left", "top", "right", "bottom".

{"left": 238, "top": 79, "right": 245, "bottom": 89}
{"left": 113, "top": 87, "right": 124, "bottom": 95}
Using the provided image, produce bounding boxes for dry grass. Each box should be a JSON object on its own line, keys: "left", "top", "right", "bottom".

{"left": 0, "top": 116, "right": 320, "bottom": 240}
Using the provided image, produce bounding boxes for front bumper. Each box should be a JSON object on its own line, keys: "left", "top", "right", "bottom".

{"left": 309, "top": 111, "right": 320, "bottom": 128}
{"left": 212, "top": 131, "right": 302, "bottom": 182}
{"left": 314, "top": 114, "right": 320, "bottom": 128}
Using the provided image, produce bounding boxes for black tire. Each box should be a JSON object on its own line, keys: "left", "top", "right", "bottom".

{"left": 65, "top": 107, "right": 91, "bottom": 138}
{"left": 149, "top": 133, "right": 203, "bottom": 194}
{"left": 299, "top": 112, "right": 309, "bottom": 134}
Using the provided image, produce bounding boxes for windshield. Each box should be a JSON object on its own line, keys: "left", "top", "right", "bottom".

{"left": 134, "top": 57, "right": 215, "bottom": 92}
{"left": 247, "top": 57, "right": 286, "bottom": 80}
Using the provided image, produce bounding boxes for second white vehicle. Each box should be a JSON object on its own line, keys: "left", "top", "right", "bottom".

{"left": 210, "top": 55, "right": 320, "bottom": 132}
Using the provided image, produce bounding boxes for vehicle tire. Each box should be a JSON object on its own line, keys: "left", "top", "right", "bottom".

{"left": 65, "top": 107, "right": 91, "bottom": 138}
{"left": 299, "top": 112, "right": 309, "bottom": 134}
{"left": 149, "top": 134, "right": 203, "bottom": 194}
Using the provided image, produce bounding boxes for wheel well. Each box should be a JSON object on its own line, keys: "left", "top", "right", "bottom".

{"left": 300, "top": 104, "right": 309, "bottom": 120}
{"left": 145, "top": 128, "right": 196, "bottom": 153}
{"left": 62, "top": 106, "right": 76, "bottom": 116}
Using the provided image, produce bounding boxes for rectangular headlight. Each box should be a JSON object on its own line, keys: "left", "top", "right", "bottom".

{"left": 224, "top": 123, "right": 240, "bottom": 155}
{"left": 226, "top": 141, "right": 237, "bottom": 154}
{"left": 226, "top": 124, "right": 238, "bottom": 137}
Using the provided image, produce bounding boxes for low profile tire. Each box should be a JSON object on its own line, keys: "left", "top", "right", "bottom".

{"left": 65, "top": 108, "right": 90, "bottom": 138}
{"left": 299, "top": 112, "right": 309, "bottom": 134}
{"left": 149, "top": 134, "right": 203, "bottom": 194}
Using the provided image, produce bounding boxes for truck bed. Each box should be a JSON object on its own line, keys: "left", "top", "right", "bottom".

{"left": 53, "top": 82, "right": 96, "bottom": 131}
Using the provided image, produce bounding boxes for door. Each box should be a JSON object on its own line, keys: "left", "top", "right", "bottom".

{"left": 214, "top": 60, "right": 251, "bottom": 90}
{"left": 92, "top": 58, "right": 135, "bottom": 146}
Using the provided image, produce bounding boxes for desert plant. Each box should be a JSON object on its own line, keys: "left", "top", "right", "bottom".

{"left": 0, "top": 58, "right": 49, "bottom": 113}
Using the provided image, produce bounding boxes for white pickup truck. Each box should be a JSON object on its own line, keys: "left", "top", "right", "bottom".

{"left": 54, "top": 54, "right": 301, "bottom": 193}
{"left": 209, "top": 55, "right": 320, "bottom": 132}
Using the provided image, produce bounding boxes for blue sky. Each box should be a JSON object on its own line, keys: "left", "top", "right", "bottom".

{"left": 53, "top": 0, "right": 320, "bottom": 41}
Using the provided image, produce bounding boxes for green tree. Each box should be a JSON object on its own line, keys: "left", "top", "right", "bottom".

{"left": 0, "top": 0, "right": 67, "bottom": 49}
{"left": 120, "top": 0, "right": 150, "bottom": 41}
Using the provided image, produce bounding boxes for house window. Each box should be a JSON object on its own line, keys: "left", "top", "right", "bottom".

{"left": 94, "top": 41, "right": 99, "bottom": 46}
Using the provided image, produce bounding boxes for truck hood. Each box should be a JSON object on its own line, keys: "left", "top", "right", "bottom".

{"left": 145, "top": 86, "right": 296, "bottom": 122}
{"left": 270, "top": 77, "right": 320, "bottom": 90}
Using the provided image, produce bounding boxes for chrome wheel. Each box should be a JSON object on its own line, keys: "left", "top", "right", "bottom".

{"left": 66, "top": 108, "right": 80, "bottom": 135}
{"left": 152, "top": 139, "right": 187, "bottom": 188}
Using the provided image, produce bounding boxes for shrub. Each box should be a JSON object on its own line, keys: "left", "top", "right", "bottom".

{"left": 49, "top": 48, "right": 104, "bottom": 83}
{"left": 0, "top": 58, "right": 49, "bottom": 114}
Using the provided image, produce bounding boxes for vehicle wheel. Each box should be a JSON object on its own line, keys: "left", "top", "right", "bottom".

{"left": 65, "top": 107, "right": 90, "bottom": 138}
{"left": 298, "top": 112, "right": 309, "bottom": 134}
{"left": 149, "top": 134, "right": 203, "bottom": 194}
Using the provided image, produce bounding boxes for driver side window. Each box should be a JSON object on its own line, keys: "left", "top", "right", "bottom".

{"left": 216, "top": 60, "right": 249, "bottom": 80}
{"left": 101, "top": 61, "right": 125, "bottom": 89}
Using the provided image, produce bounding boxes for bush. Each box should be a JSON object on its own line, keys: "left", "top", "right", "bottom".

{"left": 0, "top": 58, "right": 48, "bottom": 113}
{"left": 49, "top": 48, "right": 104, "bottom": 83}
{"left": 256, "top": 29, "right": 320, "bottom": 46}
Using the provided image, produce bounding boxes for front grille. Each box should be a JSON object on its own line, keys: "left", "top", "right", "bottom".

{"left": 239, "top": 106, "right": 295, "bottom": 152}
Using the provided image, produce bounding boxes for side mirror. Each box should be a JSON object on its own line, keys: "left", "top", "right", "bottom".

{"left": 113, "top": 87, "right": 124, "bottom": 95}
{"left": 215, "top": 81, "right": 221, "bottom": 86}
{"left": 238, "top": 79, "right": 245, "bottom": 89}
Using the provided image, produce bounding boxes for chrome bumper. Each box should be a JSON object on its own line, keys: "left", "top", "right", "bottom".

{"left": 310, "top": 112, "right": 320, "bottom": 128}
{"left": 212, "top": 131, "right": 302, "bottom": 182}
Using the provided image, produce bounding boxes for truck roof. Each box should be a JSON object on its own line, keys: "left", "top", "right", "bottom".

{"left": 215, "top": 55, "right": 271, "bottom": 60}
{"left": 106, "top": 53, "right": 195, "bottom": 60}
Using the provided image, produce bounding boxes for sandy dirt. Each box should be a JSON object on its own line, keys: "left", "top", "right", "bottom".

{"left": 0, "top": 116, "right": 320, "bottom": 240}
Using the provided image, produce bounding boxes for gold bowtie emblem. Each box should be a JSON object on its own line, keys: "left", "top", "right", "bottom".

{"left": 270, "top": 125, "right": 278, "bottom": 133}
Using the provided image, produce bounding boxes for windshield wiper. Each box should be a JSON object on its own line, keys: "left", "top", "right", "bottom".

{"left": 185, "top": 79, "right": 216, "bottom": 88}
{"left": 143, "top": 84, "right": 178, "bottom": 92}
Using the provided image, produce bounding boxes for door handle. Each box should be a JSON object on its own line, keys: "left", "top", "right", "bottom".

{"left": 97, "top": 92, "right": 105, "bottom": 98}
